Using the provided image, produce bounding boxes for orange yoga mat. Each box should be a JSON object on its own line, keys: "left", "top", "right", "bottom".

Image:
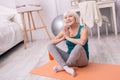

{"left": 30, "top": 60, "right": 120, "bottom": 80}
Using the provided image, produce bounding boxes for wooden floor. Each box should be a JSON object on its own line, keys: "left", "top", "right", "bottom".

{"left": 0, "top": 33, "right": 120, "bottom": 80}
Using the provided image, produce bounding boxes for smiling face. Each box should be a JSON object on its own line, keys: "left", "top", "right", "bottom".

{"left": 64, "top": 13, "right": 76, "bottom": 26}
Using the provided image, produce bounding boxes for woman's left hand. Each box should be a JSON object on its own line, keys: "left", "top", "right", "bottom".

{"left": 63, "top": 26, "right": 70, "bottom": 39}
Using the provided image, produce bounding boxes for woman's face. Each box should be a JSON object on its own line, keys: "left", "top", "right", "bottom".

{"left": 64, "top": 13, "right": 76, "bottom": 26}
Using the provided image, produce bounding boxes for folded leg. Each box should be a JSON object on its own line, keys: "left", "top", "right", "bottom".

{"left": 66, "top": 44, "right": 88, "bottom": 67}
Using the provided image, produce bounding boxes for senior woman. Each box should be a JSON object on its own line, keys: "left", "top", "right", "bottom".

{"left": 47, "top": 11, "right": 89, "bottom": 77}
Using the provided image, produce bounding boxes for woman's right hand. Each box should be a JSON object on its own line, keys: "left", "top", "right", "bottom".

{"left": 63, "top": 26, "right": 70, "bottom": 39}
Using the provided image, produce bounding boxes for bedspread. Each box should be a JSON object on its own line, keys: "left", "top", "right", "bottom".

{"left": 0, "top": 22, "right": 23, "bottom": 55}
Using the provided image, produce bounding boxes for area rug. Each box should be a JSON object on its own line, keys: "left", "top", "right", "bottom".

{"left": 30, "top": 60, "right": 120, "bottom": 80}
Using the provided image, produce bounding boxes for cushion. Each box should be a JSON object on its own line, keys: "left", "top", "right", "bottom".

{"left": 0, "top": 13, "right": 15, "bottom": 23}
{"left": 0, "top": 5, "right": 22, "bottom": 25}
{"left": 48, "top": 52, "right": 54, "bottom": 60}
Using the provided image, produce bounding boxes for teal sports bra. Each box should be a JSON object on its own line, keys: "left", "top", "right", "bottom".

{"left": 66, "top": 25, "right": 89, "bottom": 59}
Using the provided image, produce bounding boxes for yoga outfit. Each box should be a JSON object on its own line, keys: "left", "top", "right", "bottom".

{"left": 48, "top": 26, "right": 89, "bottom": 67}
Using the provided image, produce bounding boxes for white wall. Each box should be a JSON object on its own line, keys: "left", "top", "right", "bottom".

{"left": 55, "top": 0, "right": 120, "bottom": 34}
{"left": 33, "top": 0, "right": 57, "bottom": 39}
{"left": 0, "top": 0, "right": 58, "bottom": 39}
{"left": 0, "top": 0, "right": 72, "bottom": 39}
{"left": 0, "top": 0, "right": 16, "bottom": 8}
{"left": 0, "top": 0, "right": 120, "bottom": 40}
{"left": 56, "top": 0, "right": 71, "bottom": 15}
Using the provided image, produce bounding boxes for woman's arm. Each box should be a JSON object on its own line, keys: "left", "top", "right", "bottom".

{"left": 65, "top": 28, "right": 88, "bottom": 46}
{"left": 51, "top": 30, "right": 65, "bottom": 44}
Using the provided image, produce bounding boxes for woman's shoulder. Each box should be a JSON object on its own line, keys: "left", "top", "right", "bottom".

{"left": 80, "top": 26, "right": 88, "bottom": 33}
{"left": 79, "top": 25, "right": 88, "bottom": 31}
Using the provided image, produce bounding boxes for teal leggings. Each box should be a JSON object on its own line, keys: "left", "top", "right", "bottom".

{"left": 47, "top": 43, "right": 88, "bottom": 67}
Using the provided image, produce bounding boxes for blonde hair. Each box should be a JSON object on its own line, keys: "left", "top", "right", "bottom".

{"left": 63, "top": 10, "right": 80, "bottom": 24}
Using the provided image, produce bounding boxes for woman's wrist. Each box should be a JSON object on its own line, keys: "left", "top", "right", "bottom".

{"left": 65, "top": 36, "right": 70, "bottom": 40}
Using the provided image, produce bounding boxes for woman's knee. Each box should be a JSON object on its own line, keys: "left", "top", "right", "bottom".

{"left": 66, "top": 58, "right": 88, "bottom": 67}
{"left": 72, "top": 44, "right": 84, "bottom": 54}
{"left": 75, "top": 44, "right": 84, "bottom": 50}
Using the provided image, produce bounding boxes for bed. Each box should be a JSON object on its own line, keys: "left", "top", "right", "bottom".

{"left": 0, "top": 5, "right": 23, "bottom": 55}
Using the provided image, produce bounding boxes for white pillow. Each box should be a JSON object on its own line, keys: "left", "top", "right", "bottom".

{"left": 12, "top": 13, "right": 22, "bottom": 26}
{"left": 0, "top": 13, "right": 15, "bottom": 22}
{"left": 0, "top": 5, "right": 16, "bottom": 23}
{"left": 0, "top": 5, "right": 22, "bottom": 25}
{"left": 0, "top": 5, "right": 17, "bottom": 14}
